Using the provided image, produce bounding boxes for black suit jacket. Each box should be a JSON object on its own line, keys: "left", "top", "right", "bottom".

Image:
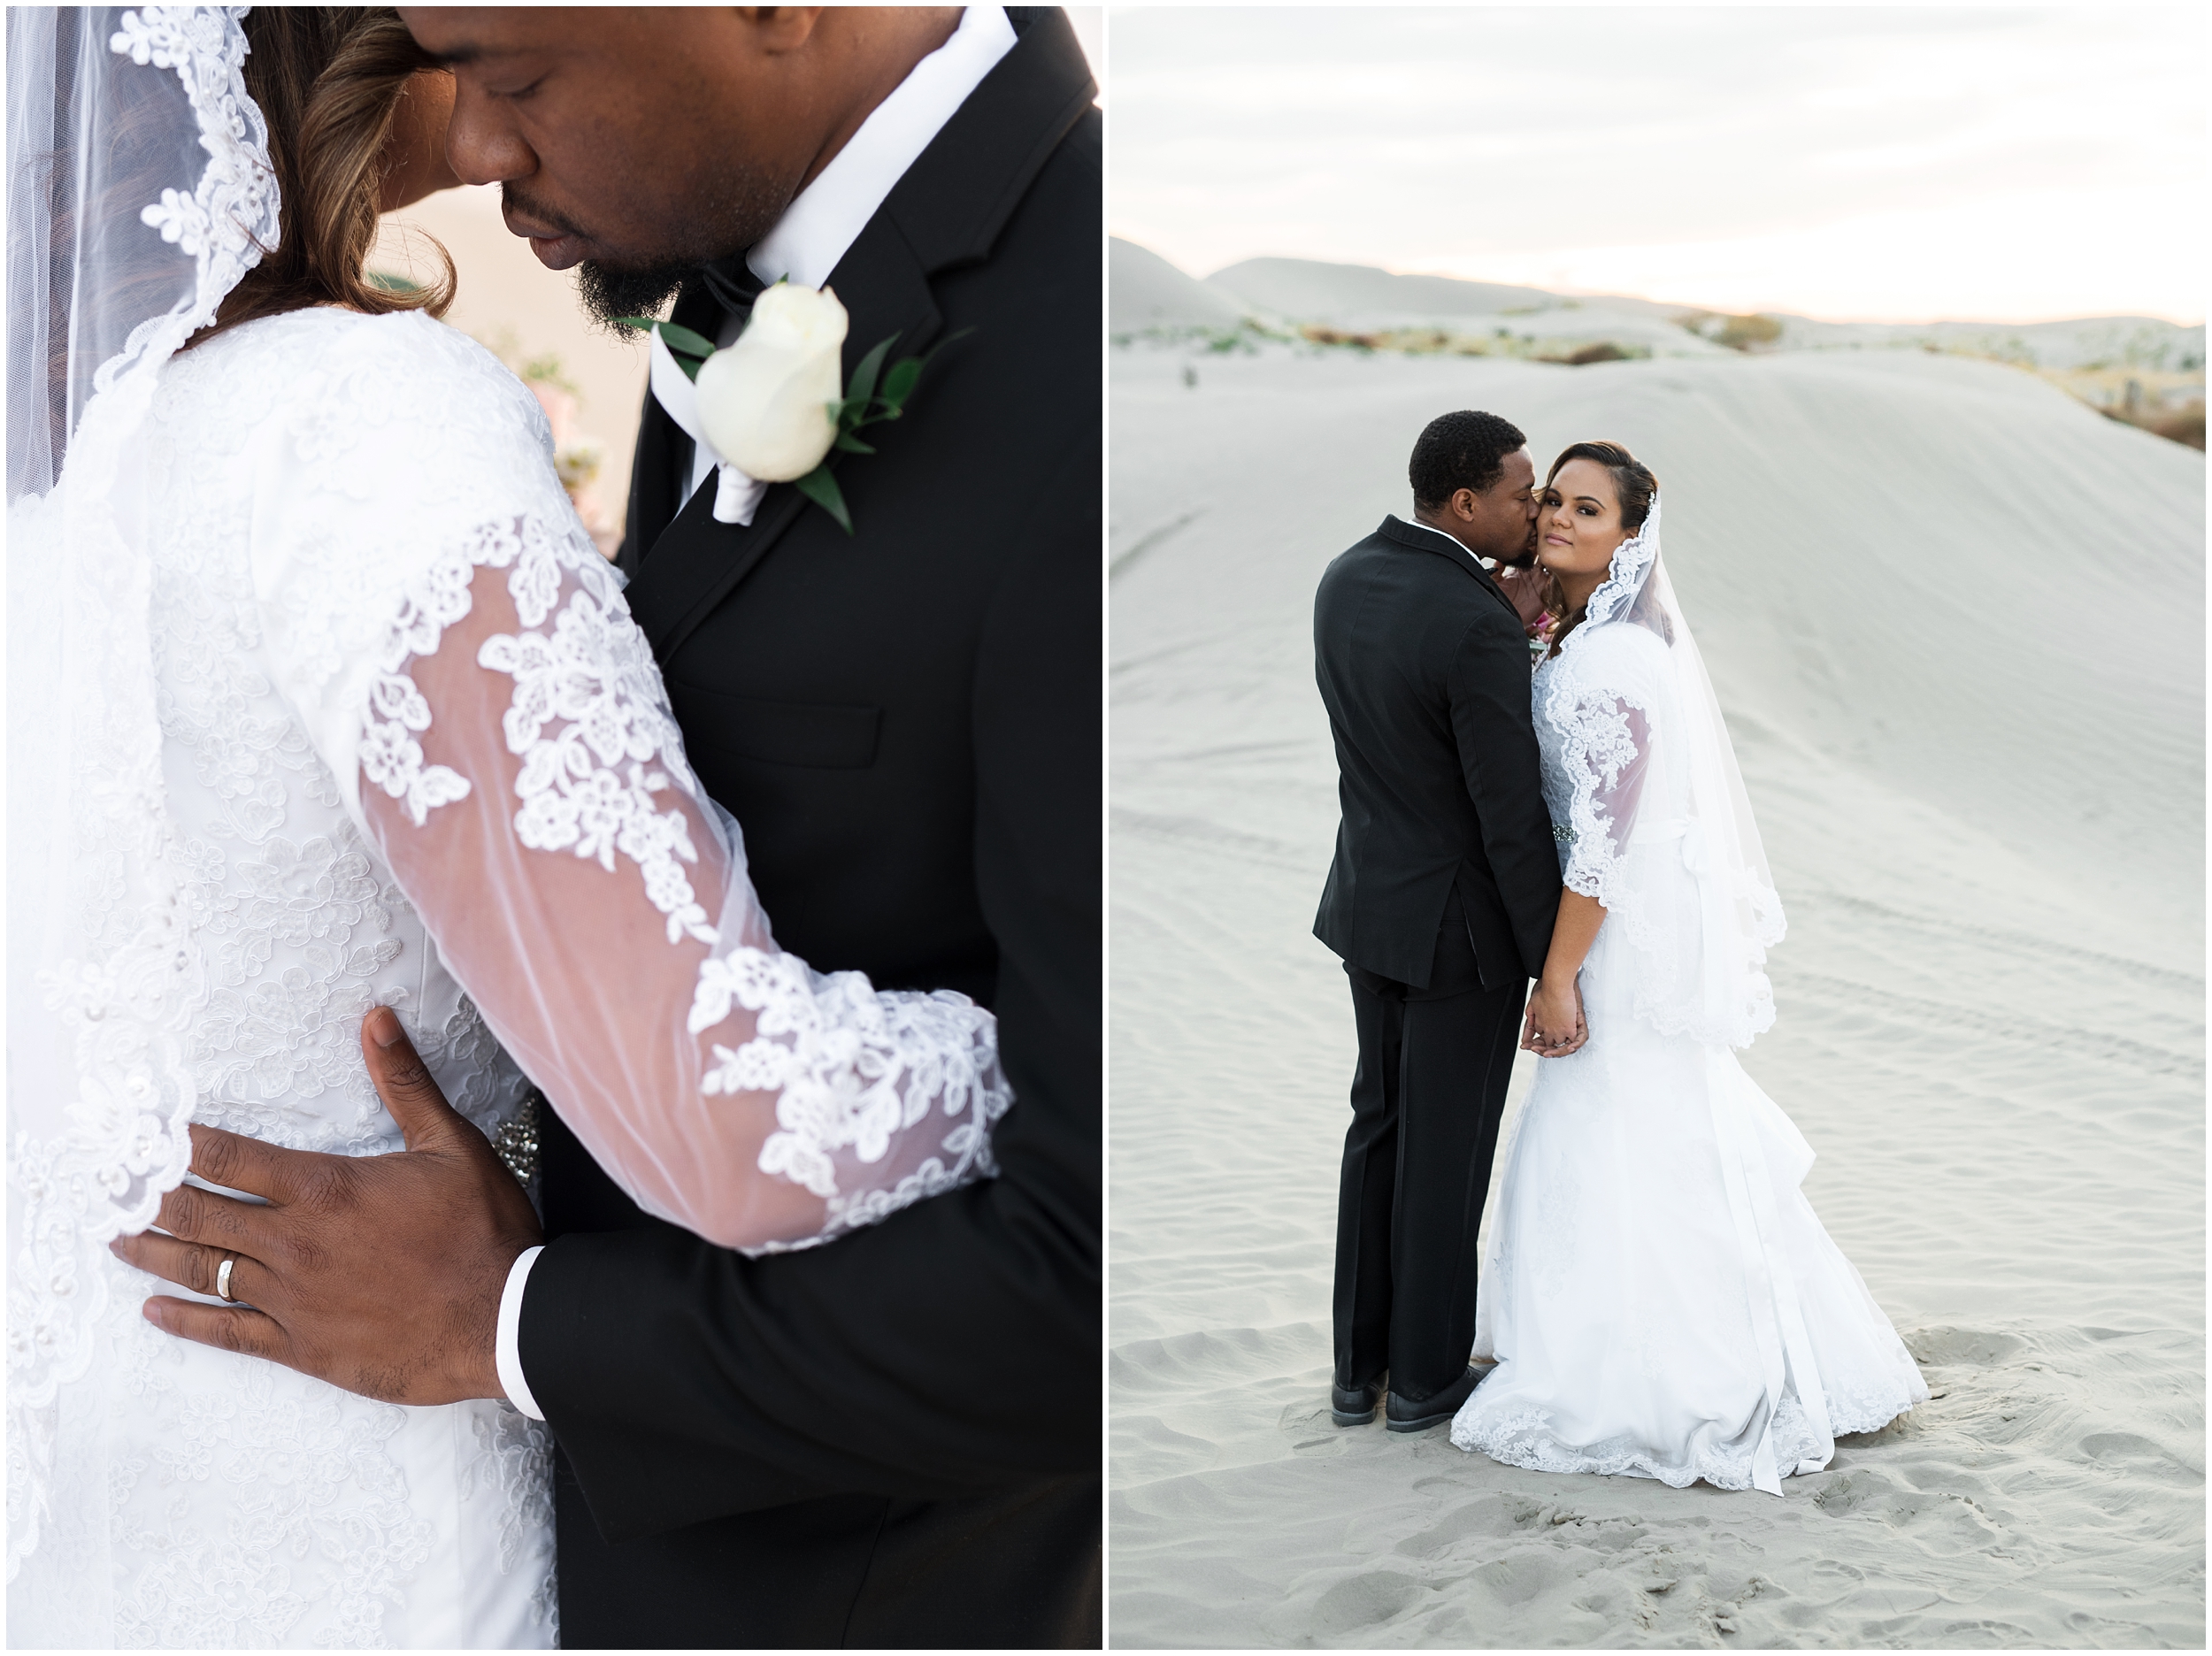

{"left": 517, "top": 13, "right": 1101, "bottom": 1646}
{"left": 1312, "top": 515, "right": 1560, "bottom": 989}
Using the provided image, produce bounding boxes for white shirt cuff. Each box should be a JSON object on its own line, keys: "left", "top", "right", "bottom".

{"left": 495, "top": 1245, "right": 546, "bottom": 1421}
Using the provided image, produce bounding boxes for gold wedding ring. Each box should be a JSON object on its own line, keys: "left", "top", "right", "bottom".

{"left": 215, "top": 1257, "right": 237, "bottom": 1303}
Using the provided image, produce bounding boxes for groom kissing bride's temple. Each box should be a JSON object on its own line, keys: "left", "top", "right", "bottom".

{"left": 9, "top": 5, "right": 1099, "bottom": 1648}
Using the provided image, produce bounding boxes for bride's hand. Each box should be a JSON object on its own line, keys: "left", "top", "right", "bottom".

{"left": 1521, "top": 976, "right": 1588, "bottom": 1056}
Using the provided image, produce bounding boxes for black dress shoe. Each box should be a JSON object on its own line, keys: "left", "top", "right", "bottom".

{"left": 1385, "top": 1364, "right": 1485, "bottom": 1432}
{"left": 1330, "top": 1378, "right": 1384, "bottom": 1426}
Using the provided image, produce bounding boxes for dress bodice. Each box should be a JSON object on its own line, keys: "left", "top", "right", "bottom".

{"left": 1530, "top": 624, "right": 1683, "bottom": 883}
{"left": 1530, "top": 621, "right": 1778, "bottom": 1048}
{"left": 139, "top": 313, "right": 531, "bottom": 1157}
{"left": 5, "top": 311, "right": 556, "bottom": 1648}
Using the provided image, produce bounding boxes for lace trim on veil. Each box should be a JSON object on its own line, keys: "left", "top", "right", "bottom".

{"left": 1576, "top": 496, "right": 1660, "bottom": 632}
{"left": 6, "top": 6, "right": 280, "bottom": 1581}
{"left": 1540, "top": 490, "right": 1785, "bottom": 1050}
{"left": 101, "top": 8, "right": 280, "bottom": 395}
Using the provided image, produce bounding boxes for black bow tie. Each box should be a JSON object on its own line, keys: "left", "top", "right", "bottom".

{"left": 695, "top": 254, "right": 765, "bottom": 318}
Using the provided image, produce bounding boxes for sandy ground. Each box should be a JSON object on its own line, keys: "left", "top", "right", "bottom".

{"left": 1108, "top": 343, "right": 2204, "bottom": 1647}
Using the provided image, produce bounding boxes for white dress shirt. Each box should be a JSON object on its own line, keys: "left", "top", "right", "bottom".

{"left": 678, "top": 4, "right": 1017, "bottom": 513}
{"left": 495, "top": 5, "right": 1017, "bottom": 1422}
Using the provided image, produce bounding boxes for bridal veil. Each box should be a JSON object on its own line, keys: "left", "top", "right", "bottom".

{"left": 1538, "top": 494, "right": 1790, "bottom": 1048}
{"left": 7, "top": 4, "right": 280, "bottom": 1580}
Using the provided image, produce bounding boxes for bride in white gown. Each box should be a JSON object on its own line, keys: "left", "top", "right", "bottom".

{"left": 1450, "top": 441, "right": 1926, "bottom": 1495}
{"left": 8, "top": 9, "right": 1008, "bottom": 1644}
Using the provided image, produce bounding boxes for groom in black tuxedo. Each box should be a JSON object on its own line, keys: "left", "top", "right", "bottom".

{"left": 124, "top": 8, "right": 1101, "bottom": 1647}
{"left": 519, "top": 12, "right": 1101, "bottom": 1645}
{"left": 1312, "top": 411, "right": 1565, "bottom": 1434}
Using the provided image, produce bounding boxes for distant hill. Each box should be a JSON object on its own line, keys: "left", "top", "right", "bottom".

{"left": 1764, "top": 313, "right": 2204, "bottom": 372}
{"left": 1110, "top": 238, "right": 1247, "bottom": 335}
{"left": 1112, "top": 242, "right": 2207, "bottom": 374}
{"left": 1202, "top": 254, "right": 1724, "bottom": 358}
{"left": 1205, "top": 257, "right": 1576, "bottom": 320}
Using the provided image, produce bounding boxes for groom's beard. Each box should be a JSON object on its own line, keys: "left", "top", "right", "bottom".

{"left": 513, "top": 162, "right": 792, "bottom": 332}
{"left": 574, "top": 258, "right": 698, "bottom": 330}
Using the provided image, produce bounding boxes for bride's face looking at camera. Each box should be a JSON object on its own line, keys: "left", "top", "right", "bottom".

{"left": 1537, "top": 458, "right": 1629, "bottom": 608}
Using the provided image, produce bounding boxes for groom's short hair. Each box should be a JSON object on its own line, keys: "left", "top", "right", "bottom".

{"left": 1409, "top": 410, "right": 1527, "bottom": 508}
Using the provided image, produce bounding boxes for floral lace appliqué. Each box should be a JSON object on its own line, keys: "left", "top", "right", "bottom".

{"left": 691, "top": 951, "right": 1011, "bottom": 1238}
{"left": 362, "top": 513, "right": 716, "bottom": 948}
{"left": 365, "top": 504, "right": 1011, "bottom": 1249}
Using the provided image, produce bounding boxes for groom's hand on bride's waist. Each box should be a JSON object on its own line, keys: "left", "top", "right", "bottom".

{"left": 109, "top": 1007, "right": 540, "bottom": 1406}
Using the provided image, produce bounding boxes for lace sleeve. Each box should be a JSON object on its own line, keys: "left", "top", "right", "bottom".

{"left": 349, "top": 518, "right": 1010, "bottom": 1251}
{"left": 249, "top": 318, "right": 1008, "bottom": 1253}
{"left": 1553, "top": 690, "right": 1654, "bottom": 908}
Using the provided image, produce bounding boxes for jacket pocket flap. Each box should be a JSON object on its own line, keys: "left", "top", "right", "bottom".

{"left": 668, "top": 681, "right": 881, "bottom": 770}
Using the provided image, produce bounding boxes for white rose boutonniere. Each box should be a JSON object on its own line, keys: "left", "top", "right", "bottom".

{"left": 694, "top": 281, "right": 846, "bottom": 482}
{"left": 619, "top": 283, "right": 966, "bottom": 535}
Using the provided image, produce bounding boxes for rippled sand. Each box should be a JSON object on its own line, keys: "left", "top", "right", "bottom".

{"left": 1108, "top": 344, "right": 2204, "bottom": 1647}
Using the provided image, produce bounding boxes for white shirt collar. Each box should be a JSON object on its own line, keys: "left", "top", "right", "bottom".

{"left": 677, "top": 6, "right": 1017, "bottom": 510}
{"left": 1400, "top": 515, "right": 1490, "bottom": 566}
{"left": 747, "top": 6, "right": 1016, "bottom": 291}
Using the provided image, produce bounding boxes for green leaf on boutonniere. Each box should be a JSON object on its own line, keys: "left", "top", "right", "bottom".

{"left": 842, "top": 334, "right": 898, "bottom": 417}
{"left": 793, "top": 464, "right": 853, "bottom": 536}
{"left": 888, "top": 327, "right": 974, "bottom": 410}
{"left": 879, "top": 356, "right": 923, "bottom": 410}
{"left": 795, "top": 326, "right": 977, "bottom": 534}
{"left": 612, "top": 317, "right": 718, "bottom": 369}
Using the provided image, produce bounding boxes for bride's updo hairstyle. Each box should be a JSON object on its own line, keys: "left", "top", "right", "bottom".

{"left": 188, "top": 7, "right": 455, "bottom": 347}
{"left": 1539, "top": 440, "right": 1659, "bottom": 658}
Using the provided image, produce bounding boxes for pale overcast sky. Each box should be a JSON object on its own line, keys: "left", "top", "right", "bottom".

{"left": 1107, "top": 6, "right": 2206, "bottom": 324}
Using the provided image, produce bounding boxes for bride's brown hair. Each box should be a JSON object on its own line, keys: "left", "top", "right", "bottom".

{"left": 187, "top": 7, "right": 455, "bottom": 347}
{"left": 1537, "top": 440, "right": 1659, "bottom": 659}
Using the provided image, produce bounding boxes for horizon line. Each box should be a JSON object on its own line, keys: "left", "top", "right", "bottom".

{"left": 1111, "top": 234, "right": 2209, "bottom": 334}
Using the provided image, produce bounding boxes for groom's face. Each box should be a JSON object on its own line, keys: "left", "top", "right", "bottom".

{"left": 1449, "top": 447, "right": 1540, "bottom": 564}
{"left": 399, "top": 9, "right": 833, "bottom": 316}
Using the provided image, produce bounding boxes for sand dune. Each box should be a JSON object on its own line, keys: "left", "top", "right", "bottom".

{"left": 1769, "top": 314, "right": 2206, "bottom": 373}
{"left": 1115, "top": 237, "right": 1251, "bottom": 335}
{"left": 1203, "top": 254, "right": 1720, "bottom": 360}
{"left": 1206, "top": 255, "right": 1679, "bottom": 323}
{"left": 1120, "top": 242, "right": 2208, "bottom": 376}
{"left": 1109, "top": 341, "right": 2204, "bottom": 1646}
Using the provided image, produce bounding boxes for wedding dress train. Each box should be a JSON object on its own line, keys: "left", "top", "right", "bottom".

{"left": 1449, "top": 506, "right": 1926, "bottom": 1494}
{"left": 1449, "top": 918, "right": 1930, "bottom": 1492}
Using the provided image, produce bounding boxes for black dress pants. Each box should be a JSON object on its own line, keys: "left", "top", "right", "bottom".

{"left": 1333, "top": 893, "right": 1527, "bottom": 1401}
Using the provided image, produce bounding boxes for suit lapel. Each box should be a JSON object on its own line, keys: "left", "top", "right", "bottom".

{"left": 1382, "top": 516, "right": 1522, "bottom": 625}
{"left": 620, "top": 10, "right": 1096, "bottom": 666}
{"left": 616, "top": 282, "right": 724, "bottom": 581}
{"left": 621, "top": 227, "right": 940, "bottom": 663}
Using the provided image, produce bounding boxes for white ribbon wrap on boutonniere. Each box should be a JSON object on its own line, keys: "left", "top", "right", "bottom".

{"left": 648, "top": 326, "right": 767, "bottom": 526}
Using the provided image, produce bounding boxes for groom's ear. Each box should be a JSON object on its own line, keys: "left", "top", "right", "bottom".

{"left": 733, "top": 7, "right": 828, "bottom": 55}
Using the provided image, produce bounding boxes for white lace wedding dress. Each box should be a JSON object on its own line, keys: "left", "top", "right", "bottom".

{"left": 9, "top": 302, "right": 1013, "bottom": 1644}
{"left": 1450, "top": 530, "right": 1927, "bottom": 1495}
